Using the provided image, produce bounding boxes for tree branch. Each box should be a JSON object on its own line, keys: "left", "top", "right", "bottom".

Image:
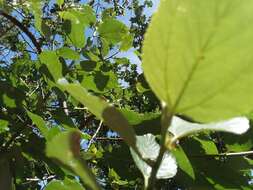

{"left": 87, "top": 121, "right": 103, "bottom": 149}
{"left": 190, "top": 150, "right": 253, "bottom": 158}
{"left": 0, "top": 10, "right": 42, "bottom": 53}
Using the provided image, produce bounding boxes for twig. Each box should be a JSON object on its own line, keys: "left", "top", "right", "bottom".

{"left": 104, "top": 50, "right": 120, "bottom": 60}
{"left": 27, "top": 83, "right": 39, "bottom": 97}
{"left": 148, "top": 104, "right": 172, "bottom": 189}
{"left": 190, "top": 150, "right": 253, "bottom": 158}
{"left": 87, "top": 121, "right": 103, "bottom": 149}
{"left": 95, "top": 137, "right": 123, "bottom": 141}
{"left": 0, "top": 10, "right": 42, "bottom": 53}
{"left": 26, "top": 175, "right": 56, "bottom": 182}
{"left": 62, "top": 101, "right": 69, "bottom": 116}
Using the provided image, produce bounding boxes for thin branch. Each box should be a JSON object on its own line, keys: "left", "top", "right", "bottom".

{"left": 87, "top": 121, "right": 103, "bottom": 149}
{"left": 26, "top": 175, "right": 56, "bottom": 182}
{"left": 148, "top": 104, "right": 173, "bottom": 189}
{"left": 95, "top": 137, "right": 123, "bottom": 141}
{"left": 104, "top": 50, "right": 120, "bottom": 60}
{"left": 190, "top": 150, "right": 253, "bottom": 158}
{"left": 0, "top": 10, "right": 42, "bottom": 53}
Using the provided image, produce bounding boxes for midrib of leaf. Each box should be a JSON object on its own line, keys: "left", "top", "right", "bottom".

{"left": 171, "top": 35, "right": 213, "bottom": 113}
{"left": 171, "top": 3, "right": 229, "bottom": 114}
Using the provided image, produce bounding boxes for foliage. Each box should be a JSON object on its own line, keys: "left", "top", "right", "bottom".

{"left": 0, "top": 0, "right": 253, "bottom": 189}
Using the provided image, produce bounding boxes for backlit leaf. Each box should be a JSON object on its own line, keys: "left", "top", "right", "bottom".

{"left": 46, "top": 130, "right": 100, "bottom": 190}
{"left": 143, "top": 0, "right": 253, "bottom": 122}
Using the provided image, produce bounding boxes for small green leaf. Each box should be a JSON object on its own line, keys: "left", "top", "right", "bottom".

{"left": 57, "top": 47, "right": 80, "bottom": 60}
{"left": 172, "top": 145, "right": 195, "bottom": 179}
{"left": 56, "top": 0, "right": 64, "bottom": 6}
{"left": 0, "top": 120, "right": 9, "bottom": 133}
{"left": 39, "top": 51, "right": 62, "bottom": 81}
{"left": 60, "top": 7, "right": 95, "bottom": 48}
{"left": 27, "top": 111, "right": 48, "bottom": 138}
{"left": 98, "top": 18, "right": 128, "bottom": 44}
{"left": 120, "top": 109, "right": 159, "bottom": 126}
{"left": 46, "top": 130, "right": 100, "bottom": 190}
{"left": 143, "top": 0, "right": 253, "bottom": 122}
{"left": 120, "top": 34, "right": 134, "bottom": 51}
{"left": 80, "top": 60, "right": 97, "bottom": 72}
{"left": 60, "top": 11, "right": 87, "bottom": 48}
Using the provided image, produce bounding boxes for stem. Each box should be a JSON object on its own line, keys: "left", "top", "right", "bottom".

{"left": 147, "top": 103, "right": 173, "bottom": 189}
{"left": 87, "top": 121, "right": 103, "bottom": 149}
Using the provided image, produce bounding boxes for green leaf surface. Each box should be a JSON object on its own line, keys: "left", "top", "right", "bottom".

{"left": 81, "top": 71, "right": 118, "bottom": 93}
{"left": 143, "top": 0, "right": 253, "bottom": 122}
{"left": 60, "top": 6, "right": 95, "bottom": 48}
{"left": 172, "top": 145, "right": 195, "bottom": 179}
{"left": 0, "top": 120, "right": 9, "bottom": 133}
{"left": 120, "top": 109, "right": 159, "bottom": 126}
{"left": 57, "top": 78, "right": 137, "bottom": 151}
{"left": 39, "top": 51, "right": 62, "bottom": 81}
{"left": 27, "top": 111, "right": 49, "bottom": 138}
{"left": 46, "top": 130, "right": 100, "bottom": 190}
{"left": 45, "top": 178, "right": 85, "bottom": 190}
{"left": 60, "top": 10, "right": 87, "bottom": 48}
{"left": 120, "top": 34, "right": 134, "bottom": 51}
{"left": 56, "top": 0, "right": 64, "bottom": 6}
{"left": 57, "top": 47, "right": 80, "bottom": 60}
{"left": 98, "top": 18, "right": 128, "bottom": 44}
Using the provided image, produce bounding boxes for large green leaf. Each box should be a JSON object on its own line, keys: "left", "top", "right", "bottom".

{"left": 46, "top": 130, "right": 100, "bottom": 190}
{"left": 143, "top": 0, "right": 253, "bottom": 122}
{"left": 57, "top": 78, "right": 137, "bottom": 151}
